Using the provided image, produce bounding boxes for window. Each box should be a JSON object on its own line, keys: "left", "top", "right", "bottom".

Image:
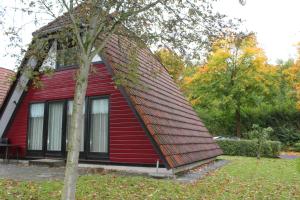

{"left": 40, "top": 41, "right": 57, "bottom": 70}
{"left": 89, "top": 98, "right": 109, "bottom": 153}
{"left": 66, "top": 100, "right": 85, "bottom": 151}
{"left": 27, "top": 97, "right": 109, "bottom": 158}
{"left": 28, "top": 103, "right": 45, "bottom": 150}
{"left": 47, "top": 102, "right": 64, "bottom": 151}
{"left": 56, "top": 46, "right": 79, "bottom": 69}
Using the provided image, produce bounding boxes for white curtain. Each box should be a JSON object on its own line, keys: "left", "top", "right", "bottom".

{"left": 66, "top": 100, "right": 85, "bottom": 151}
{"left": 90, "top": 99, "right": 109, "bottom": 153}
{"left": 47, "top": 102, "right": 63, "bottom": 151}
{"left": 28, "top": 103, "right": 44, "bottom": 150}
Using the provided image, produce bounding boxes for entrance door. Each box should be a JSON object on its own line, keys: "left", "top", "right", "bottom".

{"left": 87, "top": 98, "right": 109, "bottom": 159}
{"left": 27, "top": 103, "right": 45, "bottom": 156}
{"left": 46, "top": 101, "right": 65, "bottom": 155}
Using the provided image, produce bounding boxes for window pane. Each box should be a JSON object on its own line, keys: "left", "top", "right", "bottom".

{"left": 28, "top": 103, "right": 44, "bottom": 150}
{"left": 56, "top": 46, "right": 78, "bottom": 69}
{"left": 66, "top": 100, "right": 85, "bottom": 151}
{"left": 47, "top": 102, "right": 64, "bottom": 151}
{"left": 90, "top": 99, "right": 109, "bottom": 153}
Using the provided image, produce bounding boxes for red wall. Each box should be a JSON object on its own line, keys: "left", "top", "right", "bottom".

{"left": 5, "top": 63, "right": 160, "bottom": 165}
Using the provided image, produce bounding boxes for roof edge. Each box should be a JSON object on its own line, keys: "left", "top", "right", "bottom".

{"left": 101, "top": 53, "right": 171, "bottom": 169}
{"left": 0, "top": 67, "right": 15, "bottom": 74}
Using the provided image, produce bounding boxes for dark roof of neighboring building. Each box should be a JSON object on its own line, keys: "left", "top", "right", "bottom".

{"left": 0, "top": 68, "right": 15, "bottom": 108}
{"left": 13, "top": 12, "right": 222, "bottom": 169}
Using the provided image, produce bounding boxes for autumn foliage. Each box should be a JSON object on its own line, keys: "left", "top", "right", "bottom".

{"left": 157, "top": 34, "right": 300, "bottom": 145}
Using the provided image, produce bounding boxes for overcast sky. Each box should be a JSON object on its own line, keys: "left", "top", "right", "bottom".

{"left": 1, "top": 0, "right": 300, "bottom": 70}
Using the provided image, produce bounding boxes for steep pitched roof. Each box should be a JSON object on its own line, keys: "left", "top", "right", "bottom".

{"left": 9, "top": 13, "right": 222, "bottom": 169}
{"left": 101, "top": 36, "right": 222, "bottom": 168}
{"left": 0, "top": 68, "right": 14, "bottom": 108}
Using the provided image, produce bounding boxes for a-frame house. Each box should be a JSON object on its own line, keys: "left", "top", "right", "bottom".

{"left": 0, "top": 14, "right": 222, "bottom": 172}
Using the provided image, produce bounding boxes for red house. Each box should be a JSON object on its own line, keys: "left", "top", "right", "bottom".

{"left": 0, "top": 67, "right": 15, "bottom": 108}
{"left": 0, "top": 15, "right": 222, "bottom": 172}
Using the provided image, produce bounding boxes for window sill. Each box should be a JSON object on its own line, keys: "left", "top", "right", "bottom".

{"left": 54, "top": 61, "right": 105, "bottom": 72}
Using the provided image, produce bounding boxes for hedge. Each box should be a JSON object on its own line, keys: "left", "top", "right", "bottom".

{"left": 217, "top": 139, "right": 281, "bottom": 158}
{"left": 290, "top": 142, "right": 300, "bottom": 152}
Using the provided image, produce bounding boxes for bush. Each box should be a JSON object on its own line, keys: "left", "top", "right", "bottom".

{"left": 196, "top": 104, "right": 300, "bottom": 145}
{"left": 241, "top": 105, "right": 300, "bottom": 145}
{"left": 290, "top": 143, "right": 300, "bottom": 152}
{"left": 245, "top": 124, "right": 273, "bottom": 159}
{"left": 217, "top": 139, "right": 281, "bottom": 158}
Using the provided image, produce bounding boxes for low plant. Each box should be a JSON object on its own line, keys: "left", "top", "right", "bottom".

{"left": 245, "top": 124, "right": 274, "bottom": 159}
{"left": 290, "top": 142, "right": 300, "bottom": 152}
{"left": 217, "top": 139, "right": 281, "bottom": 158}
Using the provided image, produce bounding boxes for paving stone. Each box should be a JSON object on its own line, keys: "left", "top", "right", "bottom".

{"left": 29, "top": 159, "right": 65, "bottom": 167}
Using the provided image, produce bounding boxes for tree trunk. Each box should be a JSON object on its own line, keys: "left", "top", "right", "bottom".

{"left": 235, "top": 107, "right": 241, "bottom": 138}
{"left": 61, "top": 58, "right": 90, "bottom": 200}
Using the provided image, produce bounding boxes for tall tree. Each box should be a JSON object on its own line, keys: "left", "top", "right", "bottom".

{"left": 0, "top": 1, "right": 243, "bottom": 199}
{"left": 282, "top": 44, "right": 300, "bottom": 110}
{"left": 185, "top": 33, "right": 273, "bottom": 137}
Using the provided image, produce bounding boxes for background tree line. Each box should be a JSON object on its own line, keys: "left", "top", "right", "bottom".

{"left": 156, "top": 33, "right": 300, "bottom": 146}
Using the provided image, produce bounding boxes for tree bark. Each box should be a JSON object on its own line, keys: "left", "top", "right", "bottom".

{"left": 61, "top": 58, "right": 90, "bottom": 200}
{"left": 235, "top": 107, "right": 241, "bottom": 138}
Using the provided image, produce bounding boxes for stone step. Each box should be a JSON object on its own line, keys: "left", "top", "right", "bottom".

{"left": 29, "top": 159, "right": 65, "bottom": 167}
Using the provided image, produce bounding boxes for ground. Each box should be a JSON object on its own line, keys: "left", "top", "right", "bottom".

{"left": 0, "top": 156, "right": 299, "bottom": 199}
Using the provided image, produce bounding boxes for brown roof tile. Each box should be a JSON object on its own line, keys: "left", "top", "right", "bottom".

{"left": 102, "top": 35, "right": 222, "bottom": 168}
{"left": 0, "top": 68, "right": 15, "bottom": 108}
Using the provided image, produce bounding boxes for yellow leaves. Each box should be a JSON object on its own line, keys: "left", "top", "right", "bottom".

{"left": 296, "top": 102, "right": 300, "bottom": 110}
{"left": 155, "top": 48, "right": 185, "bottom": 84}
{"left": 244, "top": 47, "right": 258, "bottom": 55}
{"left": 183, "top": 33, "right": 280, "bottom": 111}
{"left": 190, "top": 98, "right": 201, "bottom": 106}
{"left": 198, "top": 65, "right": 209, "bottom": 74}
{"left": 183, "top": 76, "right": 194, "bottom": 85}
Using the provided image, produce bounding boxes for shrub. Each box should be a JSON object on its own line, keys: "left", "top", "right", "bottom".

{"left": 245, "top": 124, "right": 273, "bottom": 159}
{"left": 197, "top": 103, "right": 300, "bottom": 145}
{"left": 272, "top": 126, "right": 300, "bottom": 146}
{"left": 217, "top": 139, "right": 281, "bottom": 158}
{"left": 290, "top": 143, "right": 300, "bottom": 152}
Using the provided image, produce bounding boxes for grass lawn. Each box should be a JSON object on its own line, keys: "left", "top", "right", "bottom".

{"left": 0, "top": 156, "right": 299, "bottom": 200}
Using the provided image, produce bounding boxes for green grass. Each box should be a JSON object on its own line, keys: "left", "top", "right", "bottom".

{"left": 0, "top": 156, "right": 300, "bottom": 200}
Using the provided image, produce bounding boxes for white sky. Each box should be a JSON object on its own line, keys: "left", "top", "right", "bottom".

{"left": 1, "top": 0, "right": 300, "bottom": 70}
{"left": 214, "top": 0, "right": 300, "bottom": 64}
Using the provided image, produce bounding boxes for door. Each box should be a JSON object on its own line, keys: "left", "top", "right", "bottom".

{"left": 46, "top": 101, "right": 65, "bottom": 156}
{"left": 87, "top": 98, "right": 109, "bottom": 159}
{"left": 27, "top": 103, "right": 45, "bottom": 156}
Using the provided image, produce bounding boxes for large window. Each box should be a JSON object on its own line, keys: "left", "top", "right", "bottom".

{"left": 90, "top": 98, "right": 109, "bottom": 153}
{"left": 27, "top": 97, "right": 109, "bottom": 158}
{"left": 66, "top": 100, "right": 85, "bottom": 152}
{"left": 28, "top": 103, "right": 45, "bottom": 151}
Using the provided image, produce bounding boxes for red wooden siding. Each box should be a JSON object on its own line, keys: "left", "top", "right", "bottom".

{"left": 5, "top": 63, "right": 160, "bottom": 165}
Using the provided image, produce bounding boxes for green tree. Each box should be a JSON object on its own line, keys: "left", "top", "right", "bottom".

{"left": 185, "top": 33, "right": 274, "bottom": 137}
